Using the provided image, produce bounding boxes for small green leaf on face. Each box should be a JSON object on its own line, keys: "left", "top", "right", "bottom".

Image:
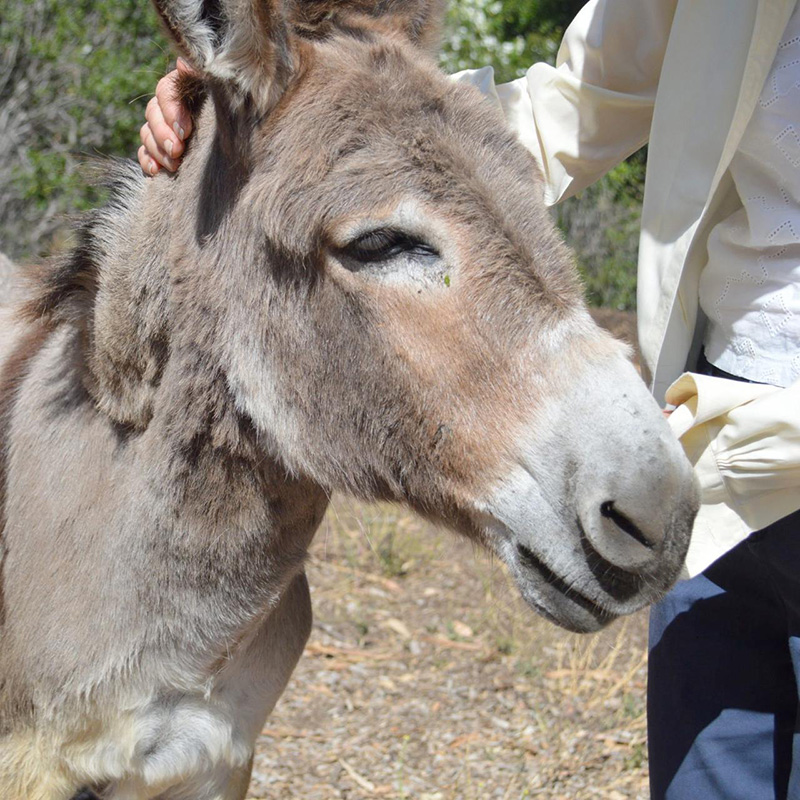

{"left": 444, "top": 274, "right": 451, "bottom": 287}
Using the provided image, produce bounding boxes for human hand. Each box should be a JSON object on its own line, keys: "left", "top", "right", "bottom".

{"left": 138, "top": 59, "right": 196, "bottom": 176}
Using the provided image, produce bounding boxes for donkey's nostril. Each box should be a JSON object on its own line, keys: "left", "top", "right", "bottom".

{"left": 600, "top": 501, "right": 655, "bottom": 550}
{"left": 579, "top": 496, "right": 666, "bottom": 573}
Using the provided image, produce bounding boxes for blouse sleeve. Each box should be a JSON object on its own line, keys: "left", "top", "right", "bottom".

{"left": 666, "top": 373, "right": 800, "bottom": 576}
{"left": 452, "top": 0, "right": 677, "bottom": 204}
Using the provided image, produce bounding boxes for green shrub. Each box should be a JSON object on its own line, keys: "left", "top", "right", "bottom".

{"left": 0, "top": 0, "right": 171, "bottom": 260}
{"left": 2, "top": 0, "right": 642, "bottom": 310}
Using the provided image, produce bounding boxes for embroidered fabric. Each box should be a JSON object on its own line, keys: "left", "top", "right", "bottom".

{"left": 700, "top": 5, "right": 800, "bottom": 387}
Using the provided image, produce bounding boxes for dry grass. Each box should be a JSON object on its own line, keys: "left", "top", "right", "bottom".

{"left": 246, "top": 499, "right": 651, "bottom": 800}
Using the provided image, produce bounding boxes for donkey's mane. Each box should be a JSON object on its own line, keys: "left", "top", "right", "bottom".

{"left": 25, "top": 160, "right": 145, "bottom": 326}
{"left": 24, "top": 57, "right": 215, "bottom": 328}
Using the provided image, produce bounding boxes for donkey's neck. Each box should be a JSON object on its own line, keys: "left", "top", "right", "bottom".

{"left": 87, "top": 160, "right": 327, "bottom": 598}
{"left": 13, "top": 157, "right": 328, "bottom": 683}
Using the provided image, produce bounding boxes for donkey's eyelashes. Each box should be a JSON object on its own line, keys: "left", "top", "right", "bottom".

{"left": 341, "top": 228, "right": 439, "bottom": 264}
{"left": 332, "top": 228, "right": 445, "bottom": 287}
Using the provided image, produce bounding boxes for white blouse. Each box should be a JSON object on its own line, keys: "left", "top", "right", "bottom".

{"left": 700, "top": 3, "right": 800, "bottom": 387}
{"left": 453, "top": 0, "right": 800, "bottom": 575}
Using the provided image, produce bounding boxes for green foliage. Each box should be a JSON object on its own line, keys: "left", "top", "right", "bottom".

{"left": 556, "top": 150, "right": 646, "bottom": 311}
{"left": 3, "top": 0, "right": 643, "bottom": 309}
{"left": 440, "top": 0, "right": 562, "bottom": 81}
{"left": 0, "top": 0, "right": 172, "bottom": 259}
{"left": 439, "top": 0, "right": 585, "bottom": 79}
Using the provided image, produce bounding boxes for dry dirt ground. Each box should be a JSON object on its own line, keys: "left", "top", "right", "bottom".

{"left": 246, "top": 312, "right": 653, "bottom": 800}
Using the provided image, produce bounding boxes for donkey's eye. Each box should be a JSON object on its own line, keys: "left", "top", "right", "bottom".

{"left": 343, "top": 229, "right": 438, "bottom": 263}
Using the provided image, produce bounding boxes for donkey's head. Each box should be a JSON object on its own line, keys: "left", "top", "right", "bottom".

{"left": 137, "top": 0, "right": 699, "bottom": 631}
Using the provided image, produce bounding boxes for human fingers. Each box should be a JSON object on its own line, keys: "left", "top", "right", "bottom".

{"left": 139, "top": 122, "right": 178, "bottom": 173}
{"left": 157, "top": 61, "right": 195, "bottom": 144}
{"left": 144, "top": 95, "right": 185, "bottom": 162}
{"left": 138, "top": 145, "right": 159, "bottom": 176}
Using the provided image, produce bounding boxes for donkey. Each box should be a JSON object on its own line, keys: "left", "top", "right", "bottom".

{"left": 0, "top": 0, "right": 699, "bottom": 797}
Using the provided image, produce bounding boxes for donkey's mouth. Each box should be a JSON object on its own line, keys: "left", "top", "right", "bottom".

{"left": 479, "top": 509, "right": 648, "bottom": 633}
{"left": 510, "top": 543, "right": 619, "bottom": 633}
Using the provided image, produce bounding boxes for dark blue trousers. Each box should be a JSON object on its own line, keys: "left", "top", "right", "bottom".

{"left": 648, "top": 508, "right": 800, "bottom": 799}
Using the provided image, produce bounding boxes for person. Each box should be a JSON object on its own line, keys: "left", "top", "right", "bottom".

{"left": 138, "top": 58, "right": 195, "bottom": 177}
{"left": 139, "top": 1, "right": 800, "bottom": 796}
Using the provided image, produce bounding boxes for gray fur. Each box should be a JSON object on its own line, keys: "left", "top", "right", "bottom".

{"left": 0, "top": 1, "right": 698, "bottom": 797}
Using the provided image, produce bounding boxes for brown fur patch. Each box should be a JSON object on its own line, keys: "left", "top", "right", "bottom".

{"left": 291, "top": 0, "right": 446, "bottom": 50}
{"left": 174, "top": 69, "right": 208, "bottom": 120}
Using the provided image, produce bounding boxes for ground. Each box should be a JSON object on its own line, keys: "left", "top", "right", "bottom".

{"left": 246, "top": 311, "right": 653, "bottom": 799}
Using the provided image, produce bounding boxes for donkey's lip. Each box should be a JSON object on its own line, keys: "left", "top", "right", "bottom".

{"left": 481, "top": 518, "right": 622, "bottom": 632}
{"left": 511, "top": 543, "right": 618, "bottom": 632}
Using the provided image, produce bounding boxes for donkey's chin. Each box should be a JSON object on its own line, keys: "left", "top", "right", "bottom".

{"left": 501, "top": 539, "right": 651, "bottom": 633}
{"left": 483, "top": 514, "right": 692, "bottom": 634}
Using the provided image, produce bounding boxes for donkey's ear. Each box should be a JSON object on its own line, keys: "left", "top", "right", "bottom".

{"left": 151, "top": 0, "right": 294, "bottom": 112}
{"left": 295, "top": 0, "right": 447, "bottom": 53}
{"left": 380, "top": 0, "right": 447, "bottom": 52}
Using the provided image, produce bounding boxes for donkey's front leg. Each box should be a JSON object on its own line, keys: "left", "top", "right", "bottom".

{"left": 220, "top": 757, "right": 254, "bottom": 800}
{"left": 168, "top": 571, "right": 313, "bottom": 800}
{"left": 148, "top": 757, "right": 253, "bottom": 800}
{"left": 107, "top": 572, "right": 312, "bottom": 800}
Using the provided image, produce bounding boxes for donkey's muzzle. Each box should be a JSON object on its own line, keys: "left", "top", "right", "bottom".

{"left": 574, "top": 435, "right": 691, "bottom": 575}
{"left": 480, "top": 353, "right": 699, "bottom": 633}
